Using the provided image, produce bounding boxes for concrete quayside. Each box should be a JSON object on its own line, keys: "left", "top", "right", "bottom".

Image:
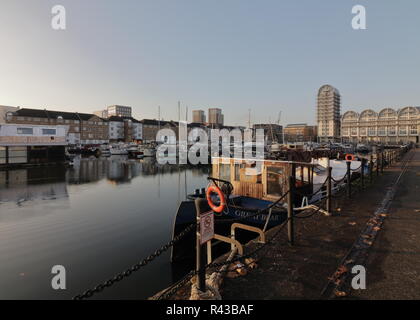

{"left": 153, "top": 146, "right": 420, "bottom": 300}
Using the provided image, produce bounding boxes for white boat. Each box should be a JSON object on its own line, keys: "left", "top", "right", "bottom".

{"left": 100, "top": 145, "right": 111, "bottom": 157}
{"left": 300, "top": 157, "right": 366, "bottom": 202}
{"left": 270, "top": 143, "right": 283, "bottom": 152}
{"left": 110, "top": 144, "right": 128, "bottom": 155}
{"left": 139, "top": 145, "right": 156, "bottom": 157}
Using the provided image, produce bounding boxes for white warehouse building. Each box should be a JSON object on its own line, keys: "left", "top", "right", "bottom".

{"left": 341, "top": 106, "right": 420, "bottom": 144}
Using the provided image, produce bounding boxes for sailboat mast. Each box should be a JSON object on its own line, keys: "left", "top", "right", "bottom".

{"left": 158, "top": 106, "right": 161, "bottom": 131}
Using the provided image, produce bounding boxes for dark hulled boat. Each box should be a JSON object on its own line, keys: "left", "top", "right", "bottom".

{"left": 171, "top": 157, "right": 317, "bottom": 263}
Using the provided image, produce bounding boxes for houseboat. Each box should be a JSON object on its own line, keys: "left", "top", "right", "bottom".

{"left": 170, "top": 157, "right": 317, "bottom": 262}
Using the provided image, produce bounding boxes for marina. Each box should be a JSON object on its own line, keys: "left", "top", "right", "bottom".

{"left": 1, "top": 1, "right": 420, "bottom": 307}
{"left": 0, "top": 156, "right": 209, "bottom": 299}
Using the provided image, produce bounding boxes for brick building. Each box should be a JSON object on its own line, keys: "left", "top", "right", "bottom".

{"left": 4, "top": 108, "right": 109, "bottom": 145}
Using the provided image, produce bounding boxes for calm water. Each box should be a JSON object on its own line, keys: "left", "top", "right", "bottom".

{"left": 0, "top": 156, "right": 210, "bottom": 299}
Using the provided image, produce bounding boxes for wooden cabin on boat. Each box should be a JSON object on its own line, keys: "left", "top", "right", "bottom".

{"left": 211, "top": 157, "right": 316, "bottom": 203}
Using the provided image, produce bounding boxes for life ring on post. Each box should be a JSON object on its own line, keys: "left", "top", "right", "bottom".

{"left": 345, "top": 154, "right": 355, "bottom": 161}
{"left": 206, "top": 186, "right": 226, "bottom": 213}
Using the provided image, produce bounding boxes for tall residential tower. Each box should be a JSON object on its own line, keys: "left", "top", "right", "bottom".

{"left": 192, "top": 110, "right": 206, "bottom": 124}
{"left": 317, "top": 85, "right": 341, "bottom": 142}
{"left": 208, "top": 108, "right": 224, "bottom": 126}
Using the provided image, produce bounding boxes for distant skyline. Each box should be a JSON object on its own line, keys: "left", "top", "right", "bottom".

{"left": 1, "top": 0, "right": 419, "bottom": 126}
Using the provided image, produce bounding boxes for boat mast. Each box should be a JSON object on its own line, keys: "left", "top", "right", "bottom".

{"left": 158, "top": 106, "right": 161, "bottom": 131}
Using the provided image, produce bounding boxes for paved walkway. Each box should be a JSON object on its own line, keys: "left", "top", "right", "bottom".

{"left": 221, "top": 148, "right": 420, "bottom": 300}
{"left": 350, "top": 148, "right": 420, "bottom": 299}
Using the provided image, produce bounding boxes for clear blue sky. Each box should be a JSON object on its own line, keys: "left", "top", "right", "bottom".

{"left": 0, "top": 0, "right": 419, "bottom": 126}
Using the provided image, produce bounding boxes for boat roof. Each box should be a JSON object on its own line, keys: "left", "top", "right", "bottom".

{"left": 211, "top": 156, "right": 317, "bottom": 167}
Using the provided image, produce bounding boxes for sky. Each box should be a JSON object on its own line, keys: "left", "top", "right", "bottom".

{"left": 0, "top": 0, "right": 419, "bottom": 127}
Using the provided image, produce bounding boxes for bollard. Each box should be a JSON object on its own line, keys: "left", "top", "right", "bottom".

{"left": 346, "top": 161, "right": 351, "bottom": 198}
{"left": 376, "top": 152, "right": 379, "bottom": 177}
{"left": 369, "top": 155, "right": 373, "bottom": 184}
{"left": 326, "top": 167, "right": 332, "bottom": 215}
{"left": 287, "top": 176, "right": 295, "bottom": 246}
{"left": 195, "top": 198, "right": 209, "bottom": 292}
{"left": 361, "top": 158, "right": 365, "bottom": 189}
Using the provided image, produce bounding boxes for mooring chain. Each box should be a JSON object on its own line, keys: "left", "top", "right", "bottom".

{"left": 350, "top": 164, "right": 363, "bottom": 172}
{"left": 73, "top": 222, "right": 196, "bottom": 300}
{"left": 330, "top": 175, "right": 347, "bottom": 184}
{"left": 157, "top": 211, "right": 304, "bottom": 300}
{"left": 294, "top": 176, "right": 329, "bottom": 198}
{"left": 158, "top": 187, "right": 329, "bottom": 300}
{"left": 156, "top": 184, "right": 334, "bottom": 300}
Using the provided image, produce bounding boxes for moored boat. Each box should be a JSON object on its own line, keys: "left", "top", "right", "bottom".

{"left": 170, "top": 157, "right": 316, "bottom": 262}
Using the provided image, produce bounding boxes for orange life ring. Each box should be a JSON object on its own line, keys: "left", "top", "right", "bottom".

{"left": 345, "top": 154, "right": 355, "bottom": 161}
{"left": 206, "top": 186, "right": 226, "bottom": 213}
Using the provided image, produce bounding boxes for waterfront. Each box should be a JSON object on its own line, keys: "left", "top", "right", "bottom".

{"left": 0, "top": 156, "right": 210, "bottom": 299}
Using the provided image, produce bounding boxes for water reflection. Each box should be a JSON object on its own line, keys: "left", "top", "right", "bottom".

{"left": 0, "top": 156, "right": 210, "bottom": 299}
{"left": 0, "top": 167, "right": 68, "bottom": 205}
{"left": 67, "top": 156, "right": 208, "bottom": 185}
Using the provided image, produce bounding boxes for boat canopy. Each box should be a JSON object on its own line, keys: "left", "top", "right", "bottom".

{"left": 211, "top": 157, "right": 316, "bottom": 202}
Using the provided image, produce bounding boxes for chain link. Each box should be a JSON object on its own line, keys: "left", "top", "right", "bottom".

{"left": 156, "top": 212, "right": 299, "bottom": 300}
{"left": 72, "top": 222, "right": 196, "bottom": 300}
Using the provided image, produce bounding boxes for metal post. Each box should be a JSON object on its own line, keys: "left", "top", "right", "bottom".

{"left": 287, "top": 176, "right": 295, "bottom": 246}
{"left": 381, "top": 152, "right": 384, "bottom": 174}
{"left": 346, "top": 161, "right": 351, "bottom": 198}
{"left": 291, "top": 163, "right": 296, "bottom": 182}
{"left": 195, "top": 198, "right": 208, "bottom": 292}
{"left": 326, "top": 167, "right": 332, "bottom": 215}
{"left": 369, "top": 154, "right": 373, "bottom": 184}
{"left": 361, "top": 159, "right": 365, "bottom": 189}
{"left": 376, "top": 152, "right": 379, "bottom": 177}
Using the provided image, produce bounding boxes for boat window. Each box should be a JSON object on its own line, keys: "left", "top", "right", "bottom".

{"left": 219, "top": 163, "right": 231, "bottom": 181}
{"left": 234, "top": 163, "right": 240, "bottom": 181}
{"left": 266, "top": 166, "right": 284, "bottom": 197}
{"left": 0, "top": 147, "right": 6, "bottom": 164}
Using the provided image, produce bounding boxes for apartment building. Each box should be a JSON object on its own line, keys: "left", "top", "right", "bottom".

{"left": 4, "top": 108, "right": 109, "bottom": 145}
{"left": 106, "top": 105, "right": 132, "bottom": 118}
{"left": 208, "top": 108, "right": 224, "bottom": 126}
{"left": 108, "top": 116, "right": 142, "bottom": 142}
{"left": 192, "top": 110, "right": 206, "bottom": 124}
{"left": 140, "top": 119, "right": 179, "bottom": 143}
{"left": 284, "top": 123, "right": 317, "bottom": 142}
{"left": 94, "top": 105, "right": 132, "bottom": 119}
{"left": 317, "top": 85, "right": 341, "bottom": 142}
{"left": 341, "top": 107, "right": 420, "bottom": 144}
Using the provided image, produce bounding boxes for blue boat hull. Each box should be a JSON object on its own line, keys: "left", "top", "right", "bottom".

{"left": 170, "top": 196, "right": 287, "bottom": 262}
